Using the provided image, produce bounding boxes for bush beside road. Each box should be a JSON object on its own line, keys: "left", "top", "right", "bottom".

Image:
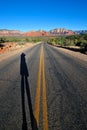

{"left": 47, "top": 34, "right": 87, "bottom": 54}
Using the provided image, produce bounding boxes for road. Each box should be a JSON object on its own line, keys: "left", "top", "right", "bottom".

{"left": 0, "top": 43, "right": 87, "bottom": 130}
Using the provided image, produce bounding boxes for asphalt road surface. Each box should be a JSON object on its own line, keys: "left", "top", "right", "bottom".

{"left": 0, "top": 43, "right": 87, "bottom": 130}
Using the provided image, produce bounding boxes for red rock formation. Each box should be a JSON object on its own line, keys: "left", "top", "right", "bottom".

{"left": 0, "top": 28, "right": 75, "bottom": 37}
{"left": 24, "top": 31, "right": 50, "bottom": 37}
{"left": 66, "top": 30, "right": 75, "bottom": 35}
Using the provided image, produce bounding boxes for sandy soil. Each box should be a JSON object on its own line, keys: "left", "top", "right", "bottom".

{"left": 0, "top": 42, "right": 35, "bottom": 62}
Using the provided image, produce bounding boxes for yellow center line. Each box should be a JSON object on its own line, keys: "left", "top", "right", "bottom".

{"left": 42, "top": 46, "right": 48, "bottom": 130}
{"left": 34, "top": 45, "right": 48, "bottom": 129}
{"left": 34, "top": 48, "right": 42, "bottom": 125}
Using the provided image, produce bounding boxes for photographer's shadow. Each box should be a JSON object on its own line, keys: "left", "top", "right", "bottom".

{"left": 20, "top": 53, "right": 38, "bottom": 130}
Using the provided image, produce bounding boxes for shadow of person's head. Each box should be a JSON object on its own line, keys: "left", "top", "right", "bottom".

{"left": 20, "top": 53, "right": 29, "bottom": 77}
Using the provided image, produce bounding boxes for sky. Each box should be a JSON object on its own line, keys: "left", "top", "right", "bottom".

{"left": 0, "top": 0, "right": 87, "bottom": 32}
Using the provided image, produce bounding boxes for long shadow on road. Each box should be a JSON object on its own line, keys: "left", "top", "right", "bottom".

{"left": 20, "top": 53, "right": 38, "bottom": 130}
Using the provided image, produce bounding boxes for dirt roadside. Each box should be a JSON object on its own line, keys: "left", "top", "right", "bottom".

{"left": 0, "top": 42, "right": 37, "bottom": 62}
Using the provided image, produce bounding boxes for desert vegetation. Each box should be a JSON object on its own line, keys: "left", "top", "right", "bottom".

{"left": 47, "top": 34, "right": 87, "bottom": 53}
{"left": 0, "top": 36, "right": 48, "bottom": 44}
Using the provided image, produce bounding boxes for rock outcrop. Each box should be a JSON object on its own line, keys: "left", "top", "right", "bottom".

{"left": 0, "top": 29, "right": 23, "bottom": 36}
{"left": 0, "top": 28, "right": 79, "bottom": 37}
{"left": 24, "top": 30, "right": 50, "bottom": 37}
{"left": 49, "top": 28, "right": 75, "bottom": 35}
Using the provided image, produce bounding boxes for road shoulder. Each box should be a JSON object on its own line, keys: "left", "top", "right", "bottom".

{"left": 52, "top": 45, "right": 87, "bottom": 62}
{"left": 0, "top": 43, "right": 36, "bottom": 62}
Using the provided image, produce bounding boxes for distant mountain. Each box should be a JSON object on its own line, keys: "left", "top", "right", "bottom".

{"left": 0, "top": 29, "right": 23, "bottom": 36}
{"left": 0, "top": 28, "right": 87, "bottom": 37}
{"left": 75, "top": 30, "right": 87, "bottom": 34}
{"left": 24, "top": 30, "right": 50, "bottom": 37}
{"left": 49, "top": 28, "right": 75, "bottom": 35}
{"left": 0, "top": 29, "right": 50, "bottom": 37}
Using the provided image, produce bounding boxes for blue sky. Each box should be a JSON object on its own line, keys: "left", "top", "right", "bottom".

{"left": 0, "top": 0, "right": 87, "bottom": 32}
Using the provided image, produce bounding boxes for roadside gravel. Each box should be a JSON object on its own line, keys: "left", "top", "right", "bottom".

{"left": 0, "top": 43, "right": 34, "bottom": 62}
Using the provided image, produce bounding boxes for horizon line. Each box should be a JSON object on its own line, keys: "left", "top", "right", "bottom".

{"left": 0, "top": 28, "right": 87, "bottom": 32}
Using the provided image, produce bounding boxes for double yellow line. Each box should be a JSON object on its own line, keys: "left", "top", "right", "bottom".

{"left": 34, "top": 45, "right": 48, "bottom": 130}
